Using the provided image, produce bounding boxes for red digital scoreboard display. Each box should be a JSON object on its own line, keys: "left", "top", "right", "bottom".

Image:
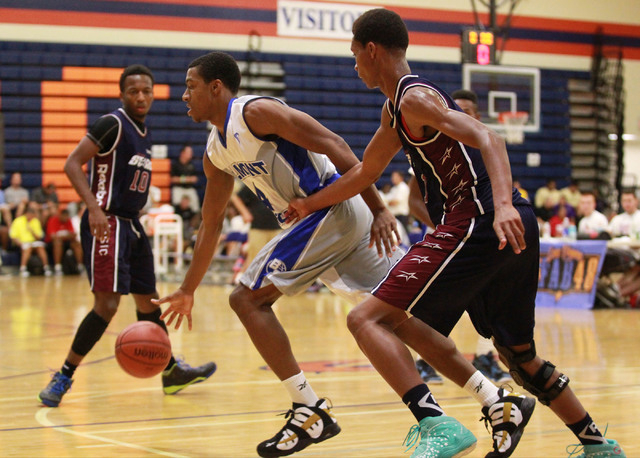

{"left": 461, "top": 28, "right": 496, "bottom": 65}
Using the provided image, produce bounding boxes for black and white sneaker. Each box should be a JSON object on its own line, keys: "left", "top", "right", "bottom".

{"left": 481, "top": 388, "right": 536, "bottom": 457}
{"left": 257, "top": 398, "right": 341, "bottom": 457}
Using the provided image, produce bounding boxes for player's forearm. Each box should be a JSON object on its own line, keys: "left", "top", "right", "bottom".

{"left": 180, "top": 219, "right": 223, "bottom": 294}
{"left": 481, "top": 133, "right": 513, "bottom": 208}
{"left": 304, "top": 163, "right": 374, "bottom": 213}
{"left": 64, "top": 160, "right": 101, "bottom": 212}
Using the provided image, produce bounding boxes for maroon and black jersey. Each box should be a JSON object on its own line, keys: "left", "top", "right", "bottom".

{"left": 86, "top": 108, "right": 152, "bottom": 218}
{"left": 386, "top": 74, "right": 528, "bottom": 226}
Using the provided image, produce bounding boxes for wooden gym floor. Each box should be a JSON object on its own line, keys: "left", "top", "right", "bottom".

{"left": 0, "top": 275, "right": 638, "bottom": 457}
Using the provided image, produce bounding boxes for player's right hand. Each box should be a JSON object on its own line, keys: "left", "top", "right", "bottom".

{"left": 88, "top": 207, "right": 110, "bottom": 241}
{"left": 154, "top": 289, "right": 194, "bottom": 330}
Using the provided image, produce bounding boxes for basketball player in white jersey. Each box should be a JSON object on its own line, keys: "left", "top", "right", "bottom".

{"left": 153, "top": 51, "right": 515, "bottom": 458}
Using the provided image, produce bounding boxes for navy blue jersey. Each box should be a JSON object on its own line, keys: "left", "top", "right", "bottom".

{"left": 386, "top": 74, "right": 528, "bottom": 225}
{"left": 87, "top": 108, "right": 152, "bottom": 218}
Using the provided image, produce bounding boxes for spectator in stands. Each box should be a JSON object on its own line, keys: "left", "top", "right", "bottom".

{"left": 560, "top": 180, "right": 581, "bottom": 209}
{"left": 170, "top": 144, "right": 200, "bottom": 213}
{"left": 534, "top": 178, "right": 561, "bottom": 221}
{"left": 577, "top": 191, "right": 610, "bottom": 239}
{"left": 173, "top": 195, "right": 198, "bottom": 248}
{"left": 45, "top": 208, "right": 83, "bottom": 275}
{"left": 548, "top": 202, "right": 574, "bottom": 238}
{"left": 9, "top": 202, "right": 52, "bottom": 277}
{"left": 553, "top": 195, "right": 576, "bottom": 221}
{"left": 141, "top": 185, "right": 176, "bottom": 236}
{"left": 386, "top": 170, "right": 410, "bottom": 233}
{"left": 513, "top": 178, "right": 529, "bottom": 201}
{"left": 4, "top": 172, "right": 30, "bottom": 221}
{"left": 608, "top": 190, "right": 640, "bottom": 238}
{"left": 32, "top": 182, "right": 60, "bottom": 224}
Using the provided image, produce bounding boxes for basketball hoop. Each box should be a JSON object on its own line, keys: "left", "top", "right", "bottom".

{"left": 498, "top": 111, "right": 528, "bottom": 144}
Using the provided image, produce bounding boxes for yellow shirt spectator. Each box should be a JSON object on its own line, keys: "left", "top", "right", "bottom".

{"left": 10, "top": 213, "right": 44, "bottom": 244}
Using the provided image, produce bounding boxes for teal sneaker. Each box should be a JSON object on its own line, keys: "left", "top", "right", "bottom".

{"left": 162, "top": 358, "right": 217, "bottom": 395}
{"left": 38, "top": 372, "right": 73, "bottom": 407}
{"left": 567, "top": 438, "right": 626, "bottom": 457}
{"left": 403, "top": 415, "right": 477, "bottom": 458}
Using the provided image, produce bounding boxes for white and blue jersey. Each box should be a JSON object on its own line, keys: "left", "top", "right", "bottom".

{"left": 206, "top": 96, "right": 401, "bottom": 302}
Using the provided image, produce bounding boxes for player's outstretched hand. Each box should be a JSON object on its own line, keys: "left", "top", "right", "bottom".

{"left": 153, "top": 289, "right": 194, "bottom": 331}
{"left": 618, "top": 265, "right": 640, "bottom": 296}
{"left": 493, "top": 204, "right": 526, "bottom": 254}
{"left": 286, "top": 197, "right": 311, "bottom": 224}
{"left": 370, "top": 208, "right": 400, "bottom": 258}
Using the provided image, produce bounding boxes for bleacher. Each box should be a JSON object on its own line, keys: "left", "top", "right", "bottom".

{"left": 0, "top": 40, "right": 590, "bottom": 201}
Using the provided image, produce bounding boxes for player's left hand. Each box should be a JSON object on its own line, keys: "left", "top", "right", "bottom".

{"left": 370, "top": 208, "right": 401, "bottom": 258}
{"left": 153, "top": 288, "right": 194, "bottom": 330}
{"left": 493, "top": 204, "right": 526, "bottom": 253}
{"left": 286, "top": 198, "right": 311, "bottom": 224}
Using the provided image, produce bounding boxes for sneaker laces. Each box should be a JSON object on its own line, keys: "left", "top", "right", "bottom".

{"left": 49, "top": 372, "right": 71, "bottom": 395}
{"left": 402, "top": 424, "right": 421, "bottom": 452}
{"left": 565, "top": 425, "right": 609, "bottom": 457}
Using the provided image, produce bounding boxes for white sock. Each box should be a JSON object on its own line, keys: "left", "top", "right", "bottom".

{"left": 464, "top": 370, "right": 502, "bottom": 407}
{"left": 475, "top": 337, "right": 495, "bottom": 356}
{"left": 282, "top": 371, "right": 319, "bottom": 406}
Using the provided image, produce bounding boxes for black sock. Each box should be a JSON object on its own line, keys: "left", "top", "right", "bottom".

{"left": 567, "top": 413, "right": 606, "bottom": 445}
{"left": 402, "top": 384, "right": 445, "bottom": 422}
{"left": 70, "top": 310, "right": 109, "bottom": 356}
{"left": 136, "top": 309, "right": 176, "bottom": 370}
{"left": 60, "top": 360, "right": 77, "bottom": 378}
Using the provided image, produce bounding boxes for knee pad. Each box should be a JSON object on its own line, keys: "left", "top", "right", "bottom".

{"left": 494, "top": 340, "right": 570, "bottom": 406}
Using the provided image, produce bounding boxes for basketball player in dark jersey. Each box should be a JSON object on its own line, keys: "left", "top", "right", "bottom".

{"left": 38, "top": 65, "right": 216, "bottom": 408}
{"left": 288, "top": 9, "right": 625, "bottom": 458}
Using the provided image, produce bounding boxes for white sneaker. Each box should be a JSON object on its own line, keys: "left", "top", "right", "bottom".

{"left": 20, "top": 269, "right": 30, "bottom": 278}
{"left": 54, "top": 264, "right": 63, "bottom": 276}
{"left": 44, "top": 267, "right": 53, "bottom": 277}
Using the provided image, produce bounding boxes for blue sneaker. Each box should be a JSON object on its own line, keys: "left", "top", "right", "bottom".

{"left": 38, "top": 372, "right": 73, "bottom": 407}
{"left": 403, "top": 415, "right": 477, "bottom": 458}
{"left": 416, "top": 359, "right": 444, "bottom": 385}
{"left": 567, "top": 438, "right": 626, "bottom": 457}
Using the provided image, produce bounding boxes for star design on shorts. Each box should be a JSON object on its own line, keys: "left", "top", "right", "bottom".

{"left": 451, "top": 179, "right": 468, "bottom": 195}
{"left": 410, "top": 255, "right": 431, "bottom": 264}
{"left": 419, "top": 241, "right": 443, "bottom": 250}
{"left": 441, "top": 146, "right": 453, "bottom": 165}
{"left": 446, "top": 163, "right": 461, "bottom": 179}
{"left": 434, "top": 232, "right": 453, "bottom": 239}
{"left": 449, "top": 195, "right": 465, "bottom": 211}
{"left": 397, "top": 271, "right": 418, "bottom": 281}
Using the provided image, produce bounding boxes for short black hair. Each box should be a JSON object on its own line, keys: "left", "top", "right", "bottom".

{"left": 189, "top": 52, "right": 241, "bottom": 95}
{"left": 451, "top": 89, "right": 478, "bottom": 105}
{"left": 352, "top": 8, "right": 409, "bottom": 51}
{"left": 119, "top": 64, "right": 154, "bottom": 92}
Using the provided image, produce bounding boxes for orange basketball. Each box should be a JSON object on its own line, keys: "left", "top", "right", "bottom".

{"left": 115, "top": 321, "right": 172, "bottom": 378}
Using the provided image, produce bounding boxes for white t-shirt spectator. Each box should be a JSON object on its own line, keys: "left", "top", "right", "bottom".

{"left": 608, "top": 210, "right": 640, "bottom": 237}
{"left": 578, "top": 210, "right": 609, "bottom": 237}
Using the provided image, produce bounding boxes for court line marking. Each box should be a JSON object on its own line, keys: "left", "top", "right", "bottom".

{"left": 35, "top": 408, "right": 188, "bottom": 457}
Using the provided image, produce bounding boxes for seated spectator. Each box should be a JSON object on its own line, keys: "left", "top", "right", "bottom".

{"left": 221, "top": 204, "right": 250, "bottom": 257}
{"left": 4, "top": 172, "right": 29, "bottom": 220}
{"left": 548, "top": 203, "right": 575, "bottom": 238}
{"left": 31, "top": 182, "right": 60, "bottom": 224}
{"left": 173, "top": 195, "right": 199, "bottom": 251}
{"left": 560, "top": 180, "right": 581, "bottom": 208}
{"left": 577, "top": 192, "right": 610, "bottom": 239}
{"left": 608, "top": 190, "right": 640, "bottom": 238}
{"left": 534, "top": 179, "right": 561, "bottom": 221}
{"left": 170, "top": 144, "right": 201, "bottom": 213}
{"left": 9, "top": 202, "right": 52, "bottom": 277}
{"left": 141, "top": 186, "right": 176, "bottom": 235}
{"left": 513, "top": 178, "right": 529, "bottom": 201}
{"left": 45, "top": 208, "right": 83, "bottom": 275}
{"left": 552, "top": 195, "right": 576, "bottom": 220}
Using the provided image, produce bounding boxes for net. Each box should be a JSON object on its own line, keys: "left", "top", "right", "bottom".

{"left": 498, "top": 111, "right": 528, "bottom": 144}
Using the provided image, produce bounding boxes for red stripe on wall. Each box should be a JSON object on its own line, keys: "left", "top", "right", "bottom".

{"left": 0, "top": 8, "right": 277, "bottom": 36}
{"left": 104, "top": 0, "right": 276, "bottom": 8}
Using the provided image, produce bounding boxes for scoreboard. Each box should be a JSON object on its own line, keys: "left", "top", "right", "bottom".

{"left": 461, "top": 28, "right": 496, "bottom": 65}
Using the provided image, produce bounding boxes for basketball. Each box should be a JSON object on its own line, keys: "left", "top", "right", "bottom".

{"left": 115, "top": 322, "right": 172, "bottom": 378}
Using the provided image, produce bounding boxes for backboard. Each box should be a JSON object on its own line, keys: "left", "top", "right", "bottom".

{"left": 462, "top": 64, "right": 540, "bottom": 134}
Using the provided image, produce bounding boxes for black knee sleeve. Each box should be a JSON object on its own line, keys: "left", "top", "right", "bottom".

{"left": 71, "top": 310, "right": 109, "bottom": 356}
{"left": 494, "top": 340, "right": 570, "bottom": 406}
{"left": 137, "top": 308, "right": 169, "bottom": 334}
